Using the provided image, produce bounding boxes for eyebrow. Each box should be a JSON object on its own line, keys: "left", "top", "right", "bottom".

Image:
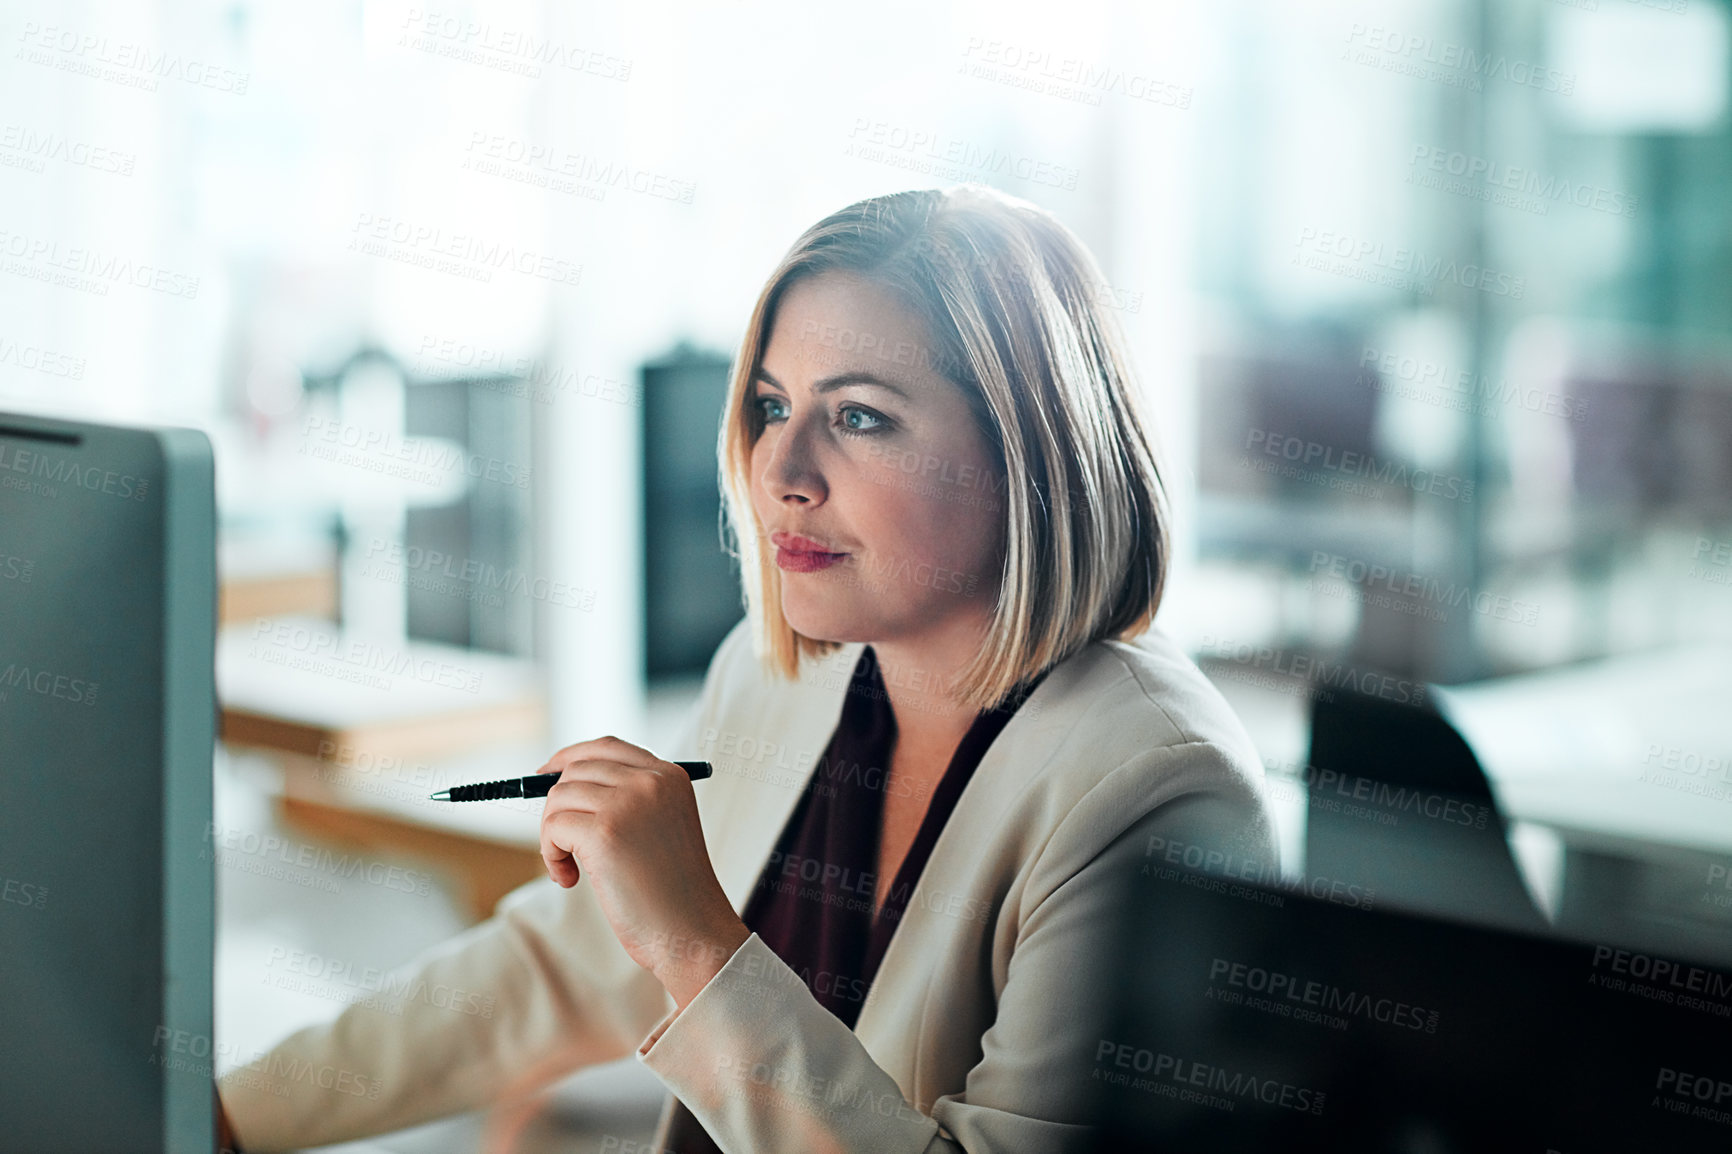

{"left": 752, "top": 366, "right": 912, "bottom": 401}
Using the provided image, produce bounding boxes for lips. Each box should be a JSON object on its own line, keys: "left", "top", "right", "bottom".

{"left": 770, "top": 530, "right": 846, "bottom": 555}
{"left": 769, "top": 530, "right": 849, "bottom": 573}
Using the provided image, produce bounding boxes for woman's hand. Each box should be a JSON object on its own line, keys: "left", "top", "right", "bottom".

{"left": 537, "top": 735, "right": 750, "bottom": 1012}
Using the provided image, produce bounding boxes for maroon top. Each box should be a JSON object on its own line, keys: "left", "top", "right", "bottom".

{"left": 662, "top": 645, "right": 1046, "bottom": 1152}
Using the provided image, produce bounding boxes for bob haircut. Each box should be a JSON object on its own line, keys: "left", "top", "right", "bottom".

{"left": 718, "top": 184, "right": 1170, "bottom": 712}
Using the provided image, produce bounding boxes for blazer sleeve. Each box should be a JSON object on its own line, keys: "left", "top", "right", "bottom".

{"left": 220, "top": 867, "right": 677, "bottom": 1150}
{"left": 220, "top": 620, "right": 757, "bottom": 1151}
{"left": 633, "top": 740, "right": 1278, "bottom": 1154}
{"left": 219, "top": 698, "right": 718, "bottom": 1152}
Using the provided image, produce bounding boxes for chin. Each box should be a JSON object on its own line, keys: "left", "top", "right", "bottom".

{"left": 779, "top": 590, "right": 881, "bottom": 646}
{"left": 784, "top": 614, "right": 874, "bottom": 647}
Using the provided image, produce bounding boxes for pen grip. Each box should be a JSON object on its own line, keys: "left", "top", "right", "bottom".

{"left": 447, "top": 777, "right": 529, "bottom": 802}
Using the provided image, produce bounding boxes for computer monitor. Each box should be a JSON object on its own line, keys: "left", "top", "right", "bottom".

{"left": 1091, "top": 857, "right": 1732, "bottom": 1152}
{"left": 0, "top": 411, "right": 216, "bottom": 1153}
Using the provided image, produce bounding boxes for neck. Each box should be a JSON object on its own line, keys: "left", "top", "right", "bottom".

{"left": 867, "top": 608, "right": 993, "bottom": 757}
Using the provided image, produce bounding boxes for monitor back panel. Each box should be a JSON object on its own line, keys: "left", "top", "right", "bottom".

{"left": 0, "top": 412, "right": 215, "bottom": 1153}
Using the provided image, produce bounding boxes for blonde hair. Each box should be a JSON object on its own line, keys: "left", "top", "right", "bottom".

{"left": 718, "top": 185, "right": 1170, "bottom": 711}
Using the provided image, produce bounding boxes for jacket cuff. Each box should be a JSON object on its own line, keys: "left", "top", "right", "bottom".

{"left": 634, "top": 934, "right": 939, "bottom": 1153}
{"left": 634, "top": 930, "right": 761, "bottom": 1061}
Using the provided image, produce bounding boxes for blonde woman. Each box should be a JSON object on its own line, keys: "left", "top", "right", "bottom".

{"left": 219, "top": 185, "right": 1277, "bottom": 1153}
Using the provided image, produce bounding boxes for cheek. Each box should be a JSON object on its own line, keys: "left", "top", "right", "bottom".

{"left": 867, "top": 458, "right": 1002, "bottom": 573}
{"left": 934, "top": 491, "right": 1003, "bottom": 571}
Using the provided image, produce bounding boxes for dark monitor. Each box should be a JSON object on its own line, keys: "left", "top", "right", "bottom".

{"left": 1091, "top": 859, "right": 1732, "bottom": 1152}
{"left": 0, "top": 411, "right": 216, "bottom": 1153}
{"left": 641, "top": 345, "right": 743, "bottom": 679}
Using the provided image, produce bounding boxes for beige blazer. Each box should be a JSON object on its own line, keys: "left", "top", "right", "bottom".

{"left": 221, "top": 620, "right": 1277, "bottom": 1152}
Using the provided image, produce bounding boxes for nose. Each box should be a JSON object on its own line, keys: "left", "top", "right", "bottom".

{"left": 759, "top": 414, "right": 827, "bottom": 506}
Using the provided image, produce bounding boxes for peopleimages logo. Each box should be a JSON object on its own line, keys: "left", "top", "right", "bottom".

{"left": 358, "top": 537, "right": 594, "bottom": 611}
{"left": 414, "top": 336, "right": 641, "bottom": 409}
{"left": 844, "top": 119, "right": 1081, "bottom": 191}
{"left": 1293, "top": 227, "right": 1526, "bottom": 299}
{"left": 0, "top": 123, "right": 136, "bottom": 176}
{"left": 0, "top": 440, "right": 150, "bottom": 502}
{"left": 957, "top": 36, "right": 1193, "bottom": 110}
{"left": 152, "top": 1027, "right": 382, "bottom": 1101}
{"left": 1653, "top": 1066, "right": 1732, "bottom": 1126}
{"left": 1093, "top": 1041, "right": 1327, "bottom": 1114}
{"left": 0, "top": 334, "right": 86, "bottom": 379}
{"left": 0, "top": 227, "right": 201, "bottom": 299}
{"left": 1342, "top": 23, "right": 1575, "bottom": 94}
{"left": 1309, "top": 550, "right": 1539, "bottom": 627}
{"left": 1207, "top": 957, "right": 1440, "bottom": 1034}
{"left": 248, "top": 618, "right": 484, "bottom": 694}
{"left": 1243, "top": 429, "right": 1476, "bottom": 503}
{"left": 262, "top": 945, "right": 496, "bottom": 1019}
{"left": 0, "top": 660, "right": 99, "bottom": 706}
{"left": 346, "top": 213, "right": 583, "bottom": 287}
{"left": 1689, "top": 537, "right": 1732, "bottom": 586}
{"left": 461, "top": 131, "right": 694, "bottom": 203}
{"left": 1359, "top": 344, "right": 1586, "bottom": 423}
{"left": 1588, "top": 944, "right": 1732, "bottom": 1018}
{"left": 396, "top": 9, "right": 632, "bottom": 81}
{"left": 202, "top": 821, "right": 436, "bottom": 897}
{"left": 1197, "top": 633, "right": 1427, "bottom": 708}
{"left": 15, "top": 21, "right": 251, "bottom": 95}
{"left": 2, "top": 875, "right": 48, "bottom": 909}
{"left": 1142, "top": 834, "right": 1377, "bottom": 911}
{"left": 301, "top": 416, "right": 531, "bottom": 490}
{"left": 1407, "top": 144, "right": 1638, "bottom": 218}
{"left": 1266, "top": 755, "right": 1491, "bottom": 831}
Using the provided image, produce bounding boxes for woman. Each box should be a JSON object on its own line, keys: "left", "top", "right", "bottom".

{"left": 219, "top": 185, "right": 1277, "bottom": 1152}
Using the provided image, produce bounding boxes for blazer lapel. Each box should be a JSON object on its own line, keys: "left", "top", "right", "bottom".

{"left": 704, "top": 639, "right": 865, "bottom": 912}
{"left": 851, "top": 643, "right": 1121, "bottom": 1069}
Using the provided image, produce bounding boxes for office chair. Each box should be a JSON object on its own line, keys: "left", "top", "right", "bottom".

{"left": 1303, "top": 679, "right": 1547, "bottom": 934}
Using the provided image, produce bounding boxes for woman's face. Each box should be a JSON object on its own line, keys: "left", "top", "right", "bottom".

{"left": 748, "top": 271, "right": 1005, "bottom": 649}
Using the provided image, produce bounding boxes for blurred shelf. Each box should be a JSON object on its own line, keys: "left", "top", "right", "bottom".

{"left": 270, "top": 739, "right": 551, "bottom": 921}
{"left": 217, "top": 615, "right": 546, "bottom": 762}
{"left": 276, "top": 792, "right": 544, "bottom": 923}
{"left": 218, "top": 536, "right": 340, "bottom": 625}
{"left": 217, "top": 616, "right": 549, "bottom": 921}
{"left": 219, "top": 571, "right": 339, "bottom": 626}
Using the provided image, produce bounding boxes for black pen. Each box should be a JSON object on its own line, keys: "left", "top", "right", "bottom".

{"left": 429, "top": 761, "right": 713, "bottom": 802}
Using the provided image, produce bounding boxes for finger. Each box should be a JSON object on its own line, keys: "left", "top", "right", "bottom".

{"left": 552, "top": 758, "right": 643, "bottom": 789}
{"left": 542, "top": 777, "right": 616, "bottom": 816}
{"left": 542, "top": 735, "right": 659, "bottom": 775}
{"left": 542, "top": 847, "right": 578, "bottom": 889}
{"left": 536, "top": 731, "right": 658, "bottom": 776}
{"left": 540, "top": 809, "right": 596, "bottom": 888}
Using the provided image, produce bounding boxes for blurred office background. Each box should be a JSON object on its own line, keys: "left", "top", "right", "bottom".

{"left": 5, "top": 0, "right": 1731, "bottom": 1148}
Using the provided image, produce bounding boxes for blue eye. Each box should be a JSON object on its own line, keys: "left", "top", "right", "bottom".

{"left": 837, "top": 406, "right": 887, "bottom": 436}
{"left": 753, "top": 394, "right": 890, "bottom": 438}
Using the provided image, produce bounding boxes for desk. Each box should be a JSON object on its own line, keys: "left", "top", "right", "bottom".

{"left": 1432, "top": 645, "right": 1732, "bottom": 960}
{"left": 1432, "top": 645, "right": 1732, "bottom": 858}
